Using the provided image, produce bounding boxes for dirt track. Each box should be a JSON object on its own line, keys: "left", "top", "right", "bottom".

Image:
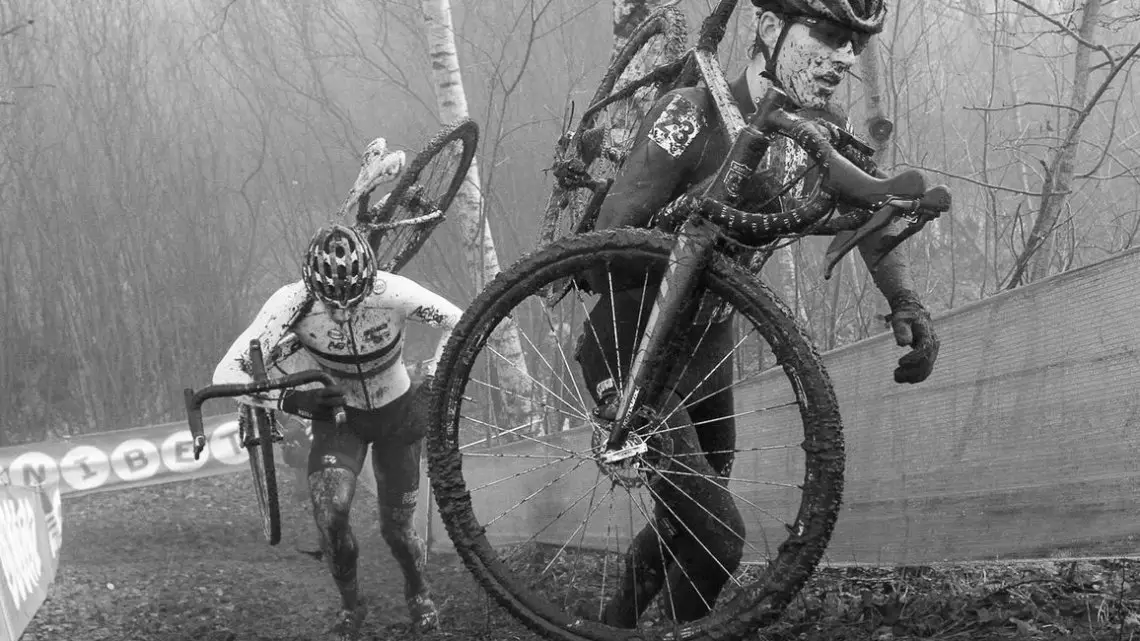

{"left": 20, "top": 470, "right": 1140, "bottom": 641}
{"left": 19, "top": 472, "right": 535, "bottom": 641}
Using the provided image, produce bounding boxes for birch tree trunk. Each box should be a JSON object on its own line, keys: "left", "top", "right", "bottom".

{"left": 1021, "top": 0, "right": 1100, "bottom": 284}
{"left": 859, "top": 38, "right": 891, "bottom": 163}
{"left": 421, "top": 0, "right": 538, "bottom": 440}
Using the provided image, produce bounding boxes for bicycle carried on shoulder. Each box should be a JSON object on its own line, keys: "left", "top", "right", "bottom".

{"left": 349, "top": 118, "right": 479, "bottom": 272}
{"left": 426, "top": 2, "right": 950, "bottom": 640}
{"left": 182, "top": 119, "right": 479, "bottom": 545}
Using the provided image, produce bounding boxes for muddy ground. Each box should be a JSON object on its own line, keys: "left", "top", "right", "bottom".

{"left": 20, "top": 471, "right": 1140, "bottom": 640}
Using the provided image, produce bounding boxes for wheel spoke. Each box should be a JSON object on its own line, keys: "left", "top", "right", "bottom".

{"left": 459, "top": 413, "right": 585, "bottom": 458}
{"left": 536, "top": 302, "right": 590, "bottom": 413}
{"left": 486, "top": 344, "right": 591, "bottom": 422}
{"left": 467, "top": 453, "right": 579, "bottom": 493}
{"left": 626, "top": 488, "right": 715, "bottom": 617}
{"left": 485, "top": 458, "right": 590, "bottom": 528}
{"left": 637, "top": 462, "right": 747, "bottom": 589}
{"left": 496, "top": 465, "right": 609, "bottom": 559}
{"left": 539, "top": 475, "right": 617, "bottom": 576}
{"left": 467, "top": 376, "right": 589, "bottom": 425}
{"left": 571, "top": 279, "right": 623, "bottom": 393}
{"left": 654, "top": 324, "right": 755, "bottom": 430}
{"left": 643, "top": 445, "right": 795, "bottom": 556}
{"left": 642, "top": 402, "right": 799, "bottom": 440}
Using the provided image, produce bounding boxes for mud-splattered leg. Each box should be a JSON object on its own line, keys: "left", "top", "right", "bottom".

{"left": 373, "top": 438, "right": 438, "bottom": 631}
{"left": 309, "top": 467, "right": 361, "bottom": 610}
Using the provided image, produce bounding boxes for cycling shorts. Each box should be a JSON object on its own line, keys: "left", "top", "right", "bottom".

{"left": 307, "top": 388, "right": 425, "bottom": 508}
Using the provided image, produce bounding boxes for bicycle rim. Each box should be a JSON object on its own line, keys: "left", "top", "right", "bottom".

{"left": 428, "top": 229, "right": 844, "bottom": 641}
{"left": 244, "top": 406, "right": 282, "bottom": 545}
{"left": 366, "top": 118, "right": 479, "bottom": 273}
{"left": 538, "top": 7, "right": 688, "bottom": 253}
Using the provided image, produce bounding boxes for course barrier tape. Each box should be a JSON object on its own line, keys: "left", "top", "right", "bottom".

{"left": 0, "top": 414, "right": 245, "bottom": 498}
{"left": 0, "top": 483, "right": 61, "bottom": 641}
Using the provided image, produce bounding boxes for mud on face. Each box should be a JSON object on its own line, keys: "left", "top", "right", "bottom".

{"left": 774, "top": 22, "right": 858, "bottom": 110}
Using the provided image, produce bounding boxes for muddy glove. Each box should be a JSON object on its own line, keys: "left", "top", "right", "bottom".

{"left": 279, "top": 385, "right": 347, "bottom": 421}
{"left": 278, "top": 417, "right": 312, "bottom": 469}
{"left": 886, "top": 290, "right": 939, "bottom": 384}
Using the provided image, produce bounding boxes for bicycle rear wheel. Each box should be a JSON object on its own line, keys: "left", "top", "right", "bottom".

{"left": 362, "top": 118, "right": 479, "bottom": 273}
{"left": 538, "top": 7, "right": 688, "bottom": 255}
{"left": 241, "top": 404, "right": 282, "bottom": 545}
{"left": 428, "top": 229, "right": 844, "bottom": 641}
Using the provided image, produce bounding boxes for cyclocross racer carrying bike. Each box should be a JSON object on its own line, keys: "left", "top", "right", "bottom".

{"left": 213, "top": 224, "right": 462, "bottom": 639}
{"left": 575, "top": 0, "right": 940, "bottom": 627}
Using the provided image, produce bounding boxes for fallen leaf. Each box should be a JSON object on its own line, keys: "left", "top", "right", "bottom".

{"left": 1009, "top": 616, "right": 1039, "bottom": 637}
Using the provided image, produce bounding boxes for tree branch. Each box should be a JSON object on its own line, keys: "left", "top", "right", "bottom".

{"left": 964, "top": 100, "right": 1081, "bottom": 113}
{"left": 1008, "top": 0, "right": 1114, "bottom": 64}
{"left": 896, "top": 162, "right": 1066, "bottom": 197}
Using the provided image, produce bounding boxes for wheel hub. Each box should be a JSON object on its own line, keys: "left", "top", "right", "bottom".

{"left": 589, "top": 418, "right": 668, "bottom": 489}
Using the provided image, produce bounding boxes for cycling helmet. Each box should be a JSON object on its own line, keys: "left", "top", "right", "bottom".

{"left": 752, "top": 0, "right": 886, "bottom": 87}
{"left": 301, "top": 224, "right": 376, "bottom": 308}
{"left": 752, "top": 0, "right": 887, "bottom": 34}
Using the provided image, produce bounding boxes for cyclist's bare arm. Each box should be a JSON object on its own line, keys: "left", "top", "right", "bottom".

{"left": 388, "top": 274, "right": 463, "bottom": 377}
{"left": 212, "top": 281, "right": 310, "bottom": 409}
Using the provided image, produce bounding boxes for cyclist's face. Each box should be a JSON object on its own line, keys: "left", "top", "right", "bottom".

{"left": 773, "top": 19, "right": 859, "bottom": 110}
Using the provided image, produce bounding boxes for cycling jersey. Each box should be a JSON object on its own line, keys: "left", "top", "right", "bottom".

{"left": 213, "top": 272, "right": 462, "bottom": 411}
{"left": 593, "top": 72, "right": 849, "bottom": 240}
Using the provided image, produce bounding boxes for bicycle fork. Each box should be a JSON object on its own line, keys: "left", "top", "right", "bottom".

{"left": 602, "top": 216, "right": 720, "bottom": 463}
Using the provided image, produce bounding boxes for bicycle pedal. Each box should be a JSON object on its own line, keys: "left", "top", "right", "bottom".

{"left": 600, "top": 440, "right": 648, "bottom": 464}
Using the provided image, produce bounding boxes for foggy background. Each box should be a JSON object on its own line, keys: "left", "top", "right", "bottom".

{"left": 1, "top": 0, "right": 1137, "bottom": 444}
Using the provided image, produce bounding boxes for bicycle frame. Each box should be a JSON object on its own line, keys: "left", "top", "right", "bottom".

{"left": 602, "top": 86, "right": 791, "bottom": 458}
{"left": 599, "top": 5, "right": 949, "bottom": 456}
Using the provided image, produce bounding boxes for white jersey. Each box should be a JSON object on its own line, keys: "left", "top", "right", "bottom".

{"left": 213, "top": 272, "right": 463, "bottom": 411}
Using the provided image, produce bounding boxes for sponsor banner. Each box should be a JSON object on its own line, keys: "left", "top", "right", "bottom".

{"left": 0, "top": 483, "right": 62, "bottom": 641}
{"left": 0, "top": 414, "right": 246, "bottom": 497}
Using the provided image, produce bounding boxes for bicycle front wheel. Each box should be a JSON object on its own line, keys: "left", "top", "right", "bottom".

{"left": 242, "top": 405, "right": 282, "bottom": 545}
{"left": 364, "top": 118, "right": 479, "bottom": 273}
{"left": 428, "top": 229, "right": 844, "bottom": 641}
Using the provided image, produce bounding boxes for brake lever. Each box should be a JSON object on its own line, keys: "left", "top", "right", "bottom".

{"left": 823, "top": 185, "right": 952, "bottom": 278}
{"left": 871, "top": 186, "right": 952, "bottom": 269}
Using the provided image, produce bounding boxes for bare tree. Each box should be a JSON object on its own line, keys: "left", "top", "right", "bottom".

{"left": 1007, "top": 0, "right": 1140, "bottom": 286}
{"left": 421, "top": 0, "right": 538, "bottom": 438}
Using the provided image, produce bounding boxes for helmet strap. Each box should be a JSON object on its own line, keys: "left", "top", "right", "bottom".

{"left": 763, "top": 19, "right": 794, "bottom": 85}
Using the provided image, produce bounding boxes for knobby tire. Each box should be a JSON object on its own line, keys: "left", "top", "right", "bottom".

{"left": 367, "top": 118, "right": 479, "bottom": 272}
{"left": 427, "top": 229, "right": 845, "bottom": 641}
{"left": 244, "top": 405, "right": 282, "bottom": 545}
